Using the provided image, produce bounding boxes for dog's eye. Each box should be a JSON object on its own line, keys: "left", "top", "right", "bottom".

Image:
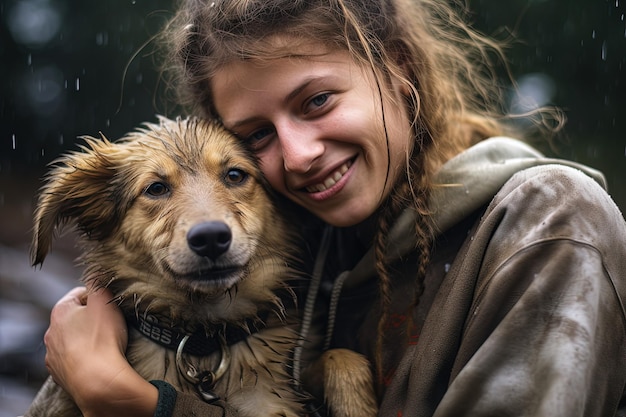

{"left": 224, "top": 169, "right": 248, "bottom": 185}
{"left": 145, "top": 182, "right": 170, "bottom": 197}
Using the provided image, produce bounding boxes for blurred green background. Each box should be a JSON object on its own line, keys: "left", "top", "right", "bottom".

{"left": 0, "top": 0, "right": 624, "bottom": 415}
{"left": 1, "top": 0, "right": 625, "bottom": 206}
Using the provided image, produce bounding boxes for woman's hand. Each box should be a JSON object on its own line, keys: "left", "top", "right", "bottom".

{"left": 44, "top": 286, "right": 158, "bottom": 417}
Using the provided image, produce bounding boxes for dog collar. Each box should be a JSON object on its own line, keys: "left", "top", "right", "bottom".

{"left": 127, "top": 313, "right": 264, "bottom": 357}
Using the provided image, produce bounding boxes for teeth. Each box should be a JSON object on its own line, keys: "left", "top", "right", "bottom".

{"left": 306, "top": 162, "right": 350, "bottom": 193}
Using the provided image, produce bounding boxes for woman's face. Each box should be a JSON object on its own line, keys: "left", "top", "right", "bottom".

{"left": 212, "top": 45, "right": 412, "bottom": 227}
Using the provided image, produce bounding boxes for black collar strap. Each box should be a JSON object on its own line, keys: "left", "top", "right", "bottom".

{"left": 127, "top": 313, "right": 265, "bottom": 357}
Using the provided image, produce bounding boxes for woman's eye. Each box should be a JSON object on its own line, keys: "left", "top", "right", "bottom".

{"left": 145, "top": 182, "right": 170, "bottom": 197}
{"left": 246, "top": 127, "right": 274, "bottom": 147}
{"left": 304, "top": 93, "right": 330, "bottom": 114}
{"left": 310, "top": 93, "right": 329, "bottom": 108}
{"left": 224, "top": 168, "right": 248, "bottom": 185}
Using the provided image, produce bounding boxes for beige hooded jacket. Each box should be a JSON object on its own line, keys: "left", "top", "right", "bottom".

{"left": 351, "top": 137, "right": 626, "bottom": 416}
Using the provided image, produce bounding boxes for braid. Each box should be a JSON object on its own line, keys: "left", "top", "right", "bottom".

{"left": 410, "top": 189, "right": 433, "bottom": 314}
{"left": 373, "top": 199, "right": 393, "bottom": 389}
{"left": 407, "top": 144, "right": 435, "bottom": 314}
{"left": 373, "top": 179, "right": 413, "bottom": 390}
{"left": 373, "top": 128, "right": 435, "bottom": 388}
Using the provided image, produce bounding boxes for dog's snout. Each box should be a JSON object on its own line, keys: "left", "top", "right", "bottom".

{"left": 187, "top": 221, "right": 232, "bottom": 260}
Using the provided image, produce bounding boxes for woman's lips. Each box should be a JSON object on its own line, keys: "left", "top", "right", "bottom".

{"left": 305, "top": 159, "right": 353, "bottom": 193}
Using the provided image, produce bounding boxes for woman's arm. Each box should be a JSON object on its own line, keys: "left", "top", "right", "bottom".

{"left": 44, "top": 286, "right": 158, "bottom": 417}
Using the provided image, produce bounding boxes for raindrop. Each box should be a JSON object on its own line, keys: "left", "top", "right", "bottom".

{"left": 59, "top": 134, "right": 64, "bottom": 145}
{"left": 27, "top": 53, "right": 31, "bottom": 66}
{"left": 592, "top": 30, "right": 596, "bottom": 39}
{"left": 12, "top": 134, "right": 16, "bottom": 149}
{"left": 75, "top": 77, "right": 80, "bottom": 91}
{"left": 96, "top": 32, "right": 109, "bottom": 46}
{"left": 444, "top": 263, "right": 451, "bottom": 273}
{"left": 601, "top": 41, "right": 607, "bottom": 61}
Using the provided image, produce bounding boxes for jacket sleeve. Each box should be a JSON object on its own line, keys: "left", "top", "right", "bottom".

{"left": 435, "top": 165, "right": 626, "bottom": 417}
{"left": 171, "top": 393, "right": 239, "bottom": 417}
{"left": 150, "top": 380, "right": 240, "bottom": 417}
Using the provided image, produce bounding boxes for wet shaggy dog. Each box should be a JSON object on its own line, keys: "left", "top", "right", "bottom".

{"left": 25, "top": 116, "right": 305, "bottom": 417}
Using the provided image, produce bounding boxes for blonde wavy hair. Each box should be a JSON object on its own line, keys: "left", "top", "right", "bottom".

{"left": 158, "top": 0, "right": 540, "bottom": 387}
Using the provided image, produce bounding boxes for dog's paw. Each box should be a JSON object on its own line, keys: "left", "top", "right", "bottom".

{"left": 307, "top": 348, "right": 378, "bottom": 417}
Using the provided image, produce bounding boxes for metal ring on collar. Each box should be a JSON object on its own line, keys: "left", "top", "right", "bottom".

{"left": 175, "top": 333, "right": 231, "bottom": 387}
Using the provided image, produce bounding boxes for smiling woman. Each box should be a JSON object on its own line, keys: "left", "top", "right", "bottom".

{"left": 1, "top": 0, "right": 626, "bottom": 416}
{"left": 32, "top": 0, "right": 626, "bottom": 417}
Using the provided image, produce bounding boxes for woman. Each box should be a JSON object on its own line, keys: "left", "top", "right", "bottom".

{"left": 43, "top": 0, "right": 626, "bottom": 416}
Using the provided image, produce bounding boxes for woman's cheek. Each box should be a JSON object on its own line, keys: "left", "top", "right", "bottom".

{"left": 258, "top": 156, "right": 285, "bottom": 191}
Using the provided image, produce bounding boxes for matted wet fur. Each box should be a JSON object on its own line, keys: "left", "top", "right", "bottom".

{"left": 25, "top": 116, "right": 305, "bottom": 417}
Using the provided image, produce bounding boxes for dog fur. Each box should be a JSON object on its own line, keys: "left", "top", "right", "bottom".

{"left": 26, "top": 115, "right": 379, "bottom": 417}
{"left": 26, "top": 116, "right": 305, "bottom": 417}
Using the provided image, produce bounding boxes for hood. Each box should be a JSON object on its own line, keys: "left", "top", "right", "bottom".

{"left": 343, "top": 137, "right": 607, "bottom": 289}
{"left": 430, "top": 137, "right": 606, "bottom": 233}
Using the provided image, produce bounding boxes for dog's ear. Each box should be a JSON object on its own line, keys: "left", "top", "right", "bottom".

{"left": 31, "top": 135, "right": 125, "bottom": 266}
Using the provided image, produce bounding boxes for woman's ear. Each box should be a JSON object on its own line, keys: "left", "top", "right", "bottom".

{"left": 396, "top": 69, "right": 413, "bottom": 98}
{"left": 389, "top": 42, "right": 415, "bottom": 98}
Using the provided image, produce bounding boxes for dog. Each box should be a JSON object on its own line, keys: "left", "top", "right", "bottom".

{"left": 26, "top": 115, "right": 378, "bottom": 417}
{"left": 26, "top": 116, "right": 307, "bottom": 417}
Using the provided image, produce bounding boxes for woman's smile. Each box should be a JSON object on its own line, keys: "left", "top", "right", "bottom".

{"left": 304, "top": 158, "right": 352, "bottom": 194}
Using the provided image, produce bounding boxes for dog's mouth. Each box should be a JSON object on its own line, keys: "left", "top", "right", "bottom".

{"left": 164, "top": 263, "right": 246, "bottom": 290}
{"left": 183, "top": 267, "right": 242, "bottom": 282}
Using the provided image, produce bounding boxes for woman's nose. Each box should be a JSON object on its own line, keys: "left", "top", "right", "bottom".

{"left": 277, "top": 122, "right": 324, "bottom": 173}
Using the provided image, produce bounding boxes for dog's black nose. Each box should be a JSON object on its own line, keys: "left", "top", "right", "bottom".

{"left": 187, "top": 221, "right": 232, "bottom": 260}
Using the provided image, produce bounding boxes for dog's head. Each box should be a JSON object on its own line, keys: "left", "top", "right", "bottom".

{"left": 32, "top": 116, "right": 296, "bottom": 322}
